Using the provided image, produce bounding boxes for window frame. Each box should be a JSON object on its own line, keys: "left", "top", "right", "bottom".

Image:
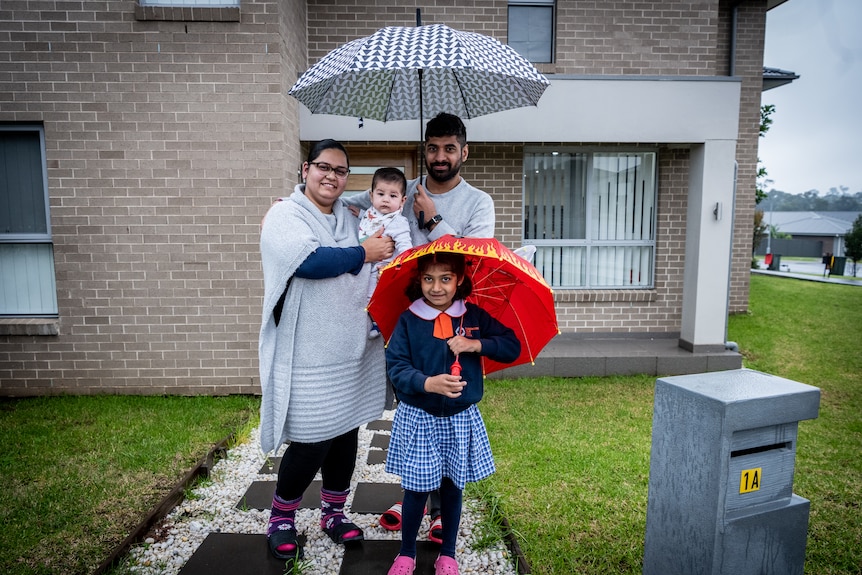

{"left": 507, "top": 0, "right": 556, "bottom": 64}
{"left": 0, "top": 124, "right": 58, "bottom": 317}
{"left": 522, "top": 146, "right": 659, "bottom": 290}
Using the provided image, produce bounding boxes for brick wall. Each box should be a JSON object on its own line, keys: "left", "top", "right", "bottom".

{"left": 721, "top": 0, "right": 767, "bottom": 313}
{"left": 553, "top": 0, "right": 719, "bottom": 75}
{"left": 0, "top": 0, "right": 305, "bottom": 395}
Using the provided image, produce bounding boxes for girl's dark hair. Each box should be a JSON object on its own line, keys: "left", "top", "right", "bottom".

{"left": 405, "top": 252, "right": 474, "bottom": 302}
{"left": 306, "top": 139, "right": 349, "bottom": 165}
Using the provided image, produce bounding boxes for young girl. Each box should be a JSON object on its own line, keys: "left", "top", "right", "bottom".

{"left": 384, "top": 252, "right": 521, "bottom": 575}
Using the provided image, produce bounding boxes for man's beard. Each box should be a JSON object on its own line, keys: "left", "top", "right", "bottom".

{"left": 425, "top": 158, "right": 462, "bottom": 184}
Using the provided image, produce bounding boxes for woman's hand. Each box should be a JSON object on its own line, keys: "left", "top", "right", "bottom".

{"left": 424, "top": 373, "right": 465, "bottom": 398}
{"left": 362, "top": 228, "right": 395, "bottom": 263}
{"left": 447, "top": 336, "right": 481, "bottom": 356}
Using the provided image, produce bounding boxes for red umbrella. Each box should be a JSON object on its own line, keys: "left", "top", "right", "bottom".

{"left": 367, "top": 235, "right": 559, "bottom": 374}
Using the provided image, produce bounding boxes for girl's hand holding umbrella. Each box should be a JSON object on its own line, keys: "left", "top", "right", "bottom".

{"left": 447, "top": 335, "right": 480, "bottom": 356}
{"left": 362, "top": 228, "right": 395, "bottom": 262}
{"left": 424, "top": 373, "right": 465, "bottom": 398}
{"left": 447, "top": 336, "right": 480, "bottom": 377}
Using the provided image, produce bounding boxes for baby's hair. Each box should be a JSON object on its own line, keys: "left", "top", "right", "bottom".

{"left": 372, "top": 167, "right": 407, "bottom": 196}
{"left": 405, "top": 252, "right": 473, "bottom": 302}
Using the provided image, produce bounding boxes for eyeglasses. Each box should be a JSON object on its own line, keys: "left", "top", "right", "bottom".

{"left": 309, "top": 162, "right": 350, "bottom": 179}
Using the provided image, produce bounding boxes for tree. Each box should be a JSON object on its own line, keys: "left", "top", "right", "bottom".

{"left": 845, "top": 214, "right": 862, "bottom": 276}
{"left": 753, "top": 104, "right": 775, "bottom": 267}
{"left": 753, "top": 209, "right": 768, "bottom": 261}
{"left": 755, "top": 104, "right": 775, "bottom": 206}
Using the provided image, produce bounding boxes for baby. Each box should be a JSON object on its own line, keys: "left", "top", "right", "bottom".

{"left": 358, "top": 167, "right": 413, "bottom": 336}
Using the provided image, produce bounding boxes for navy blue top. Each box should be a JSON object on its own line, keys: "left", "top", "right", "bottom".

{"left": 295, "top": 246, "right": 365, "bottom": 279}
{"left": 386, "top": 301, "right": 520, "bottom": 417}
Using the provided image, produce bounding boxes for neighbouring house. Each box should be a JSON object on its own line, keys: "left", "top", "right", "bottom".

{"left": 1, "top": 0, "right": 794, "bottom": 396}
{"left": 754, "top": 211, "right": 861, "bottom": 258}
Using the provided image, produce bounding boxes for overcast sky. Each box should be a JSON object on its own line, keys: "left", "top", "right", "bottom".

{"left": 759, "top": 0, "right": 862, "bottom": 196}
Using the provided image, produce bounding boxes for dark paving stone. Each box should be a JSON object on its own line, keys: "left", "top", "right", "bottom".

{"left": 341, "top": 540, "right": 440, "bottom": 575}
{"left": 258, "top": 456, "right": 280, "bottom": 475}
{"left": 237, "top": 480, "right": 321, "bottom": 510}
{"left": 370, "top": 433, "right": 390, "bottom": 450}
{"left": 367, "top": 449, "right": 387, "bottom": 465}
{"left": 178, "top": 532, "right": 306, "bottom": 575}
{"left": 366, "top": 419, "right": 392, "bottom": 432}
{"left": 351, "top": 482, "right": 403, "bottom": 515}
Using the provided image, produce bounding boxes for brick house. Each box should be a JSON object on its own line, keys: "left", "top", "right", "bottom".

{"left": 0, "top": 0, "right": 786, "bottom": 395}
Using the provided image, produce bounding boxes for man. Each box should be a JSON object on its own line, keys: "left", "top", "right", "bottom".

{"left": 346, "top": 113, "right": 496, "bottom": 547}
{"left": 346, "top": 112, "right": 495, "bottom": 243}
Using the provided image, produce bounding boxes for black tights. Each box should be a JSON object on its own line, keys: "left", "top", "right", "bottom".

{"left": 400, "top": 477, "right": 462, "bottom": 559}
{"left": 275, "top": 428, "right": 359, "bottom": 500}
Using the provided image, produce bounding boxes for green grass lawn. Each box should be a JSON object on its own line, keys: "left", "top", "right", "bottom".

{"left": 0, "top": 274, "right": 859, "bottom": 575}
{"left": 480, "top": 274, "right": 862, "bottom": 574}
{"left": 0, "top": 395, "right": 258, "bottom": 575}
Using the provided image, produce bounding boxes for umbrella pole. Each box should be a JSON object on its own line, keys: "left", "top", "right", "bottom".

{"left": 417, "top": 8, "right": 424, "bottom": 181}
{"left": 419, "top": 68, "right": 424, "bottom": 180}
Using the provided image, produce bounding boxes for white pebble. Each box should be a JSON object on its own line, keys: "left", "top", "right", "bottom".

{"left": 124, "top": 411, "right": 517, "bottom": 575}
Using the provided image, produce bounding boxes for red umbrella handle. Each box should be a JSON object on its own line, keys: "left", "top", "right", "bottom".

{"left": 450, "top": 357, "right": 462, "bottom": 376}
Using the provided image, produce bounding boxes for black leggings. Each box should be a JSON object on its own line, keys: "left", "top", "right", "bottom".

{"left": 275, "top": 428, "right": 359, "bottom": 500}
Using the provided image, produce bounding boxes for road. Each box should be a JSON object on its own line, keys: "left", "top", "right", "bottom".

{"left": 759, "top": 258, "right": 861, "bottom": 278}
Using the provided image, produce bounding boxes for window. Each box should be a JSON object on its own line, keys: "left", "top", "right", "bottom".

{"left": 135, "top": 0, "right": 240, "bottom": 21}
{"left": 0, "top": 126, "right": 58, "bottom": 316}
{"left": 139, "top": 0, "right": 238, "bottom": 5}
{"left": 508, "top": 0, "right": 554, "bottom": 63}
{"left": 524, "top": 149, "right": 657, "bottom": 289}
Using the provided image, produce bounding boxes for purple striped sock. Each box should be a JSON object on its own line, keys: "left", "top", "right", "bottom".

{"left": 320, "top": 488, "right": 359, "bottom": 538}
{"left": 268, "top": 494, "right": 301, "bottom": 538}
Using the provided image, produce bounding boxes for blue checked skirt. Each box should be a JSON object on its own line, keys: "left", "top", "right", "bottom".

{"left": 385, "top": 402, "right": 496, "bottom": 492}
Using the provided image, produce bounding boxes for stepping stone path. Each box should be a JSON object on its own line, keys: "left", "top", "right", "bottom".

{"left": 129, "top": 411, "right": 518, "bottom": 575}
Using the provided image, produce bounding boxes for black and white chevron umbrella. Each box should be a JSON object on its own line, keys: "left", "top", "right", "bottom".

{"left": 288, "top": 24, "right": 550, "bottom": 127}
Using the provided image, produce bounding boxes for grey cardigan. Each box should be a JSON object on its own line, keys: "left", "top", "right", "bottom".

{"left": 258, "top": 185, "right": 386, "bottom": 453}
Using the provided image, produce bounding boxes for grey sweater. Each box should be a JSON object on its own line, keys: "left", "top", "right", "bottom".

{"left": 258, "top": 185, "right": 386, "bottom": 453}
{"left": 344, "top": 176, "right": 496, "bottom": 241}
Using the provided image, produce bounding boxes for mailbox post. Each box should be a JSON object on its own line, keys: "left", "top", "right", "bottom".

{"left": 643, "top": 369, "right": 820, "bottom": 575}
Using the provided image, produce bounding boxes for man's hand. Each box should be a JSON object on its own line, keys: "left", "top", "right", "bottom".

{"left": 412, "top": 183, "right": 438, "bottom": 223}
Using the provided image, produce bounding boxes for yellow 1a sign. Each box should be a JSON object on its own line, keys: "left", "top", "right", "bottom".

{"left": 740, "top": 467, "right": 762, "bottom": 494}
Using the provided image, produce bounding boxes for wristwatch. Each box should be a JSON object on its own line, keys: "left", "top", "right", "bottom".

{"left": 424, "top": 214, "right": 442, "bottom": 231}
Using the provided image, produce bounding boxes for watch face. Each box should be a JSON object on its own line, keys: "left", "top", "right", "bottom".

{"left": 426, "top": 215, "right": 441, "bottom": 229}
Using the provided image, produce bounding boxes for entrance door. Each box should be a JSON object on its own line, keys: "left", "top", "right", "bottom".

{"left": 343, "top": 146, "right": 418, "bottom": 197}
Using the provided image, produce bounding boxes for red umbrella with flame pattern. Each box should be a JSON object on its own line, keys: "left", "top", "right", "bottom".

{"left": 368, "top": 235, "right": 559, "bottom": 374}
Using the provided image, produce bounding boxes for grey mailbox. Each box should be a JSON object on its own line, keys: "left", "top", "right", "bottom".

{"left": 643, "top": 369, "right": 820, "bottom": 575}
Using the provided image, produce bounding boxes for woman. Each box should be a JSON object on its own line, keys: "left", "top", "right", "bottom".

{"left": 258, "top": 139, "right": 394, "bottom": 561}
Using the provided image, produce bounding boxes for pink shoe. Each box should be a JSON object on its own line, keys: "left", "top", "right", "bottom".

{"left": 434, "top": 554, "right": 459, "bottom": 575}
{"left": 387, "top": 555, "right": 415, "bottom": 575}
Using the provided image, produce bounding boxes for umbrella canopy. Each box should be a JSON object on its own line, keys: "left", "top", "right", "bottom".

{"left": 288, "top": 24, "right": 550, "bottom": 124}
{"left": 367, "top": 235, "right": 559, "bottom": 375}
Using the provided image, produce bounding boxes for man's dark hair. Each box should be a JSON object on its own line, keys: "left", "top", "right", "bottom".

{"left": 424, "top": 113, "right": 467, "bottom": 147}
{"left": 372, "top": 167, "right": 407, "bottom": 196}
